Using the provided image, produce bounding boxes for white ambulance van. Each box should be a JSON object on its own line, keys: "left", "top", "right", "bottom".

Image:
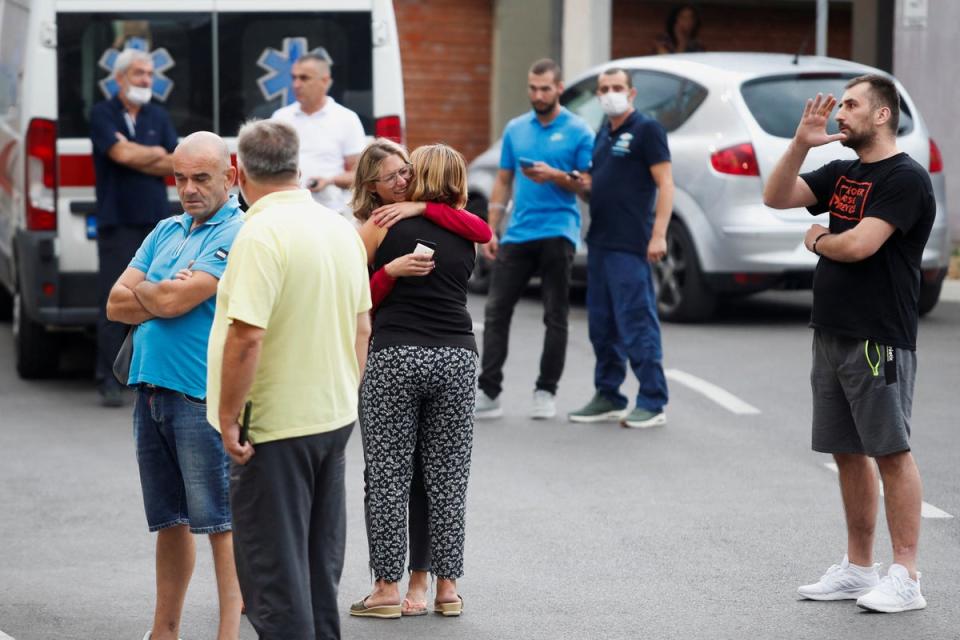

{"left": 0, "top": 0, "right": 405, "bottom": 377}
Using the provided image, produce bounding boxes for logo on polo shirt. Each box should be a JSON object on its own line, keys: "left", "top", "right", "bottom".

{"left": 215, "top": 248, "right": 229, "bottom": 260}
{"left": 98, "top": 37, "right": 175, "bottom": 101}
{"left": 612, "top": 132, "right": 633, "bottom": 156}
{"left": 550, "top": 132, "right": 565, "bottom": 142}
{"left": 257, "top": 38, "right": 334, "bottom": 107}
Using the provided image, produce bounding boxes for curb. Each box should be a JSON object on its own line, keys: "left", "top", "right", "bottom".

{"left": 941, "top": 278, "right": 960, "bottom": 303}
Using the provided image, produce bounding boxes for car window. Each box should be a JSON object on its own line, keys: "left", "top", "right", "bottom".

{"left": 561, "top": 71, "right": 706, "bottom": 133}
{"left": 631, "top": 70, "right": 707, "bottom": 132}
{"left": 741, "top": 74, "right": 914, "bottom": 138}
{"left": 561, "top": 77, "right": 604, "bottom": 131}
{"left": 0, "top": 0, "right": 29, "bottom": 123}
{"left": 217, "top": 12, "right": 373, "bottom": 136}
{"left": 56, "top": 13, "right": 214, "bottom": 138}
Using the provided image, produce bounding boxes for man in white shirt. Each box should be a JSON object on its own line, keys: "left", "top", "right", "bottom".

{"left": 271, "top": 52, "right": 367, "bottom": 216}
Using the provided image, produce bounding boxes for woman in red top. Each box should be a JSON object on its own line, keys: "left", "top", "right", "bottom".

{"left": 350, "top": 139, "right": 490, "bottom": 617}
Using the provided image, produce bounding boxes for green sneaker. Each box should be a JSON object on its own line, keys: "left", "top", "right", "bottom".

{"left": 568, "top": 394, "right": 628, "bottom": 423}
{"left": 621, "top": 408, "right": 666, "bottom": 429}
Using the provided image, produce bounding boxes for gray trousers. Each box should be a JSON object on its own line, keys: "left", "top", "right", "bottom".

{"left": 230, "top": 424, "right": 353, "bottom": 640}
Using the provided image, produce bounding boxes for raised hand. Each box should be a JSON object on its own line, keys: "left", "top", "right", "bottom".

{"left": 794, "top": 93, "right": 846, "bottom": 149}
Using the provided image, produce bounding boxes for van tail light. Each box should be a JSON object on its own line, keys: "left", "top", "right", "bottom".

{"left": 929, "top": 139, "right": 943, "bottom": 173}
{"left": 25, "top": 118, "right": 58, "bottom": 231}
{"left": 711, "top": 143, "right": 760, "bottom": 176}
{"left": 375, "top": 115, "right": 403, "bottom": 143}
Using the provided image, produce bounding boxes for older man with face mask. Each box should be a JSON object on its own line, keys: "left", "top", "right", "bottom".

{"left": 106, "top": 132, "right": 244, "bottom": 640}
{"left": 91, "top": 47, "right": 178, "bottom": 406}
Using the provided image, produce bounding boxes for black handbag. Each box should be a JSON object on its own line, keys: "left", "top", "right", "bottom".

{"left": 112, "top": 327, "right": 135, "bottom": 385}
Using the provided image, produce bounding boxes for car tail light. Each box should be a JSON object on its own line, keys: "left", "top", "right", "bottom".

{"left": 375, "top": 115, "right": 403, "bottom": 143}
{"left": 929, "top": 139, "right": 943, "bottom": 173}
{"left": 711, "top": 143, "right": 760, "bottom": 177}
{"left": 25, "top": 118, "right": 57, "bottom": 231}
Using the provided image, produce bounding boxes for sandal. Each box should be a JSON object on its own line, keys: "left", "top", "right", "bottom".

{"left": 433, "top": 594, "right": 464, "bottom": 617}
{"left": 401, "top": 597, "right": 429, "bottom": 616}
{"left": 349, "top": 595, "right": 401, "bottom": 619}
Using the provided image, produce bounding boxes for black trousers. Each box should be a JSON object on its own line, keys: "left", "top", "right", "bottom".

{"left": 479, "top": 237, "right": 574, "bottom": 398}
{"left": 230, "top": 424, "right": 353, "bottom": 640}
{"left": 95, "top": 224, "right": 153, "bottom": 385}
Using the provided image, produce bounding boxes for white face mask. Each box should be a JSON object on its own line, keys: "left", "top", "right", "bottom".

{"left": 125, "top": 85, "right": 153, "bottom": 106}
{"left": 598, "top": 90, "right": 630, "bottom": 117}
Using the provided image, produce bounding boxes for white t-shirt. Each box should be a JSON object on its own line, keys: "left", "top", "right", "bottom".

{"left": 271, "top": 97, "right": 367, "bottom": 214}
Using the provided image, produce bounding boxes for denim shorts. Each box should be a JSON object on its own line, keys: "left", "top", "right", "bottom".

{"left": 134, "top": 387, "right": 232, "bottom": 534}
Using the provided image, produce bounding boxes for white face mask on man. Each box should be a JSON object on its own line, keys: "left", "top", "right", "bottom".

{"left": 598, "top": 90, "right": 631, "bottom": 117}
{"left": 125, "top": 85, "right": 153, "bottom": 106}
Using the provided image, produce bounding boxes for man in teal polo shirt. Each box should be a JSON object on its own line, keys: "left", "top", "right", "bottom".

{"left": 106, "top": 132, "right": 244, "bottom": 640}
{"left": 477, "top": 58, "right": 594, "bottom": 420}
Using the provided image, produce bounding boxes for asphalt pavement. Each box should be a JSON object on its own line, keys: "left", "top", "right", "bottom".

{"left": 0, "top": 288, "right": 958, "bottom": 639}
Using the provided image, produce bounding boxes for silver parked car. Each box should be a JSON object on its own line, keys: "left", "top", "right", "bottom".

{"left": 465, "top": 53, "right": 951, "bottom": 321}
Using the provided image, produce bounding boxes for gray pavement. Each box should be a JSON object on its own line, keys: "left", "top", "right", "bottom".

{"left": 1, "top": 290, "right": 958, "bottom": 639}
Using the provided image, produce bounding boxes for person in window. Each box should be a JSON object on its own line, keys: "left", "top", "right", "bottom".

{"left": 653, "top": 4, "right": 705, "bottom": 54}
{"left": 350, "top": 144, "right": 480, "bottom": 619}
{"left": 349, "top": 139, "right": 489, "bottom": 618}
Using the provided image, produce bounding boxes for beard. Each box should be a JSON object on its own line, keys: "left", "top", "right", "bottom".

{"left": 531, "top": 97, "right": 559, "bottom": 115}
{"left": 839, "top": 126, "right": 877, "bottom": 152}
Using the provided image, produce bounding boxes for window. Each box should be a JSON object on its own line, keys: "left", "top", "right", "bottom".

{"left": 0, "top": 0, "right": 29, "bottom": 122}
{"left": 561, "top": 70, "right": 706, "bottom": 133}
{"left": 56, "top": 13, "right": 214, "bottom": 138}
{"left": 217, "top": 12, "right": 373, "bottom": 136}
{"left": 630, "top": 70, "right": 707, "bottom": 132}
{"left": 741, "top": 74, "right": 914, "bottom": 138}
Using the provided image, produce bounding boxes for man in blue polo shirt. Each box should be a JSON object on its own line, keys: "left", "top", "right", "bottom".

{"left": 568, "top": 67, "right": 674, "bottom": 429}
{"left": 106, "top": 132, "right": 243, "bottom": 640}
{"left": 476, "top": 58, "right": 594, "bottom": 420}
{"left": 91, "top": 47, "right": 178, "bottom": 407}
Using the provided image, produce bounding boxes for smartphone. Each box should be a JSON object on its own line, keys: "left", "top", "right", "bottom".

{"left": 306, "top": 178, "right": 318, "bottom": 189}
{"left": 413, "top": 239, "right": 437, "bottom": 258}
{"left": 239, "top": 400, "right": 252, "bottom": 445}
{"left": 518, "top": 157, "right": 536, "bottom": 169}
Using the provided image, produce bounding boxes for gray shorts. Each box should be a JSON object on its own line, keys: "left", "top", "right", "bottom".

{"left": 810, "top": 330, "right": 916, "bottom": 457}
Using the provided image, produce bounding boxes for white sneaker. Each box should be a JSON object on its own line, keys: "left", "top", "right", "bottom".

{"left": 857, "top": 564, "right": 927, "bottom": 613}
{"left": 142, "top": 632, "right": 183, "bottom": 640}
{"left": 530, "top": 390, "right": 556, "bottom": 419}
{"left": 797, "top": 555, "right": 881, "bottom": 600}
{"left": 474, "top": 389, "right": 503, "bottom": 419}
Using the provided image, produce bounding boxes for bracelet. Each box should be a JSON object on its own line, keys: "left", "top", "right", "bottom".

{"left": 811, "top": 232, "right": 830, "bottom": 256}
{"left": 488, "top": 203, "right": 505, "bottom": 211}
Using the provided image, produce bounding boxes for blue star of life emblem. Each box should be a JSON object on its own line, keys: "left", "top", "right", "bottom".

{"left": 97, "top": 37, "right": 175, "bottom": 102}
{"left": 256, "top": 37, "right": 311, "bottom": 107}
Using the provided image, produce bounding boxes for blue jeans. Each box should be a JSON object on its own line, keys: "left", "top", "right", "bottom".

{"left": 586, "top": 247, "right": 668, "bottom": 412}
{"left": 133, "top": 387, "right": 231, "bottom": 533}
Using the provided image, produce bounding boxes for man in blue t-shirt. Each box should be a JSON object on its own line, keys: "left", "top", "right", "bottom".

{"left": 90, "top": 48, "right": 178, "bottom": 407}
{"left": 106, "top": 132, "right": 244, "bottom": 640}
{"left": 475, "top": 58, "right": 594, "bottom": 421}
{"left": 568, "top": 67, "right": 674, "bottom": 429}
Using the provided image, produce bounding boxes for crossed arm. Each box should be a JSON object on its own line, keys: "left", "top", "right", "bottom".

{"left": 105, "top": 266, "right": 219, "bottom": 324}
{"left": 108, "top": 133, "right": 173, "bottom": 177}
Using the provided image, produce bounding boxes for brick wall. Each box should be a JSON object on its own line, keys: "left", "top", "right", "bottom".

{"left": 612, "top": 1, "right": 852, "bottom": 60}
{"left": 394, "top": 0, "right": 494, "bottom": 162}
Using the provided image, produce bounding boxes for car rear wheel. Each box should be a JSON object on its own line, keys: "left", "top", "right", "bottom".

{"left": 654, "top": 220, "right": 716, "bottom": 322}
{"left": 0, "top": 286, "right": 12, "bottom": 321}
{"left": 12, "top": 285, "right": 60, "bottom": 379}
{"left": 918, "top": 272, "right": 944, "bottom": 317}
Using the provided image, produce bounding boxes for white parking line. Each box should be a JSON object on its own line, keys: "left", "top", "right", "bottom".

{"left": 665, "top": 369, "right": 761, "bottom": 415}
{"left": 0, "top": 630, "right": 16, "bottom": 639}
{"left": 824, "top": 462, "right": 954, "bottom": 519}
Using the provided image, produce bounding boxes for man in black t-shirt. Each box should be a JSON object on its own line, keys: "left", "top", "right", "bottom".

{"left": 764, "top": 75, "right": 934, "bottom": 614}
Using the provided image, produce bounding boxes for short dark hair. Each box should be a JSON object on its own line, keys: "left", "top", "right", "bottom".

{"left": 237, "top": 119, "right": 299, "bottom": 183}
{"left": 529, "top": 58, "right": 561, "bottom": 83}
{"left": 846, "top": 74, "right": 900, "bottom": 133}
{"left": 601, "top": 67, "right": 633, "bottom": 89}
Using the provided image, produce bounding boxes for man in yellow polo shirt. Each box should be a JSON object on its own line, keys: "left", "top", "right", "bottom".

{"left": 206, "top": 119, "right": 371, "bottom": 640}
